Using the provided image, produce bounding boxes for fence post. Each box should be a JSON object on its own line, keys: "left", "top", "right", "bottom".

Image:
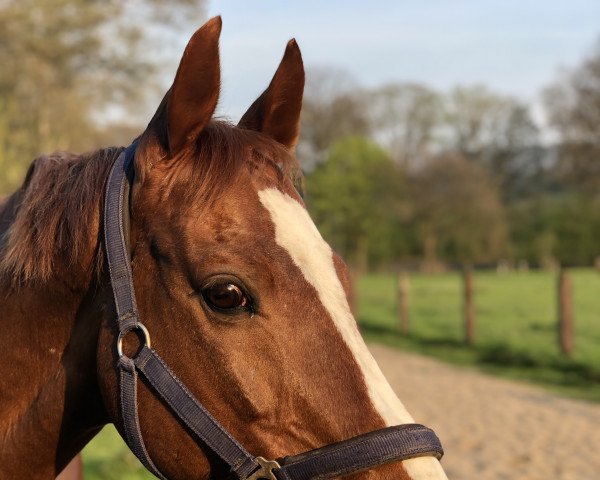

{"left": 558, "top": 268, "right": 574, "bottom": 357}
{"left": 463, "top": 267, "right": 475, "bottom": 345}
{"left": 397, "top": 271, "right": 410, "bottom": 335}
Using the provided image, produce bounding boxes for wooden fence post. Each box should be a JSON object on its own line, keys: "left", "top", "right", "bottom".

{"left": 397, "top": 271, "right": 410, "bottom": 335}
{"left": 463, "top": 267, "right": 475, "bottom": 345}
{"left": 558, "top": 268, "right": 574, "bottom": 357}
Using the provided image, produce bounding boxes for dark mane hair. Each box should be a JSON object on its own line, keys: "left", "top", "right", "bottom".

{"left": 0, "top": 121, "right": 301, "bottom": 285}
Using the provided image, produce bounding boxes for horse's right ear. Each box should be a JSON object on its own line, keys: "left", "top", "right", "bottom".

{"left": 144, "top": 16, "right": 222, "bottom": 156}
{"left": 238, "top": 39, "right": 304, "bottom": 150}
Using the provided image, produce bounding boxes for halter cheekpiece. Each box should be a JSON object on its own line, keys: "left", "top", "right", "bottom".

{"left": 103, "top": 143, "right": 444, "bottom": 480}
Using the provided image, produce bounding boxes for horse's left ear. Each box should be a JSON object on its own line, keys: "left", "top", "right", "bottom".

{"left": 238, "top": 39, "right": 305, "bottom": 150}
{"left": 145, "top": 16, "right": 222, "bottom": 156}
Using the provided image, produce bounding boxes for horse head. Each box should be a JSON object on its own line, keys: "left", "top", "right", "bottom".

{"left": 0, "top": 16, "right": 447, "bottom": 480}
{"left": 94, "top": 17, "right": 447, "bottom": 479}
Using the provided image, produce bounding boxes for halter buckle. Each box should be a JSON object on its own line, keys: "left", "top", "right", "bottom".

{"left": 116, "top": 322, "right": 151, "bottom": 358}
{"left": 247, "top": 457, "right": 281, "bottom": 480}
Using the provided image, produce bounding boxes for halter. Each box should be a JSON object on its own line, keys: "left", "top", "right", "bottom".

{"left": 103, "top": 143, "right": 444, "bottom": 480}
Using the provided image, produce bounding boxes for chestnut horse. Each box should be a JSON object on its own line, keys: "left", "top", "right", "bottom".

{"left": 0, "top": 17, "right": 448, "bottom": 480}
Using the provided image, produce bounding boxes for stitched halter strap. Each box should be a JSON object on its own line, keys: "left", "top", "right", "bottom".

{"left": 103, "top": 145, "right": 444, "bottom": 479}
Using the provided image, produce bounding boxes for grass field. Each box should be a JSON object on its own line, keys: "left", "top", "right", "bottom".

{"left": 82, "top": 425, "right": 152, "bottom": 480}
{"left": 81, "top": 269, "right": 600, "bottom": 475}
{"left": 357, "top": 269, "right": 600, "bottom": 401}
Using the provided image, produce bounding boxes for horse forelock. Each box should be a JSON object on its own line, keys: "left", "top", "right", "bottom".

{"left": 142, "top": 121, "right": 302, "bottom": 210}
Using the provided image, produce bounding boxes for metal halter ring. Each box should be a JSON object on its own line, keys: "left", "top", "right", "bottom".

{"left": 117, "top": 323, "right": 152, "bottom": 358}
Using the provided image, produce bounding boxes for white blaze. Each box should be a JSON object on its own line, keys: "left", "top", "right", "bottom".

{"left": 259, "top": 188, "right": 447, "bottom": 480}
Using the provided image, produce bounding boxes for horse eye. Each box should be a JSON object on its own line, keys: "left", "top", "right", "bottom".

{"left": 202, "top": 283, "right": 248, "bottom": 312}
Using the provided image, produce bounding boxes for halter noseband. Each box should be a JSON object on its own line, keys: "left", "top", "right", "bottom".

{"left": 103, "top": 144, "right": 444, "bottom": 480}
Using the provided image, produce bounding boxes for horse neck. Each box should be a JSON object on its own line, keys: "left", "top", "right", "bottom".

{"left": 0, "top": 203, "right": 108, "bottom": 478}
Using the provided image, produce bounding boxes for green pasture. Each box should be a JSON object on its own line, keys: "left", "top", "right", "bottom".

{"left": 82, "top": 425, "right": 152, "bottom": 479}
{"left": 81, "top": 269, "right": 600, "bottom": 475}
{"left": 357, "top": 269, "right": 600, "bottom": 401}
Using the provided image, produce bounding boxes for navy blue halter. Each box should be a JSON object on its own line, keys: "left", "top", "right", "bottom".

{"left": 103, "top": 143, "right": 444, "bottom": 479}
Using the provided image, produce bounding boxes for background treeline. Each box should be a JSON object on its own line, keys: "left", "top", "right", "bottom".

{"left": 301, "top": 42, "right": 600, "bottom": 271}
{"left": 1, "top": 2, "right": 599, "bottom": 272}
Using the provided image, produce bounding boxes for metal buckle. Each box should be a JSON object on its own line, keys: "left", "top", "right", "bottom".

{"left": 117, "top": 323, "right": 151, "bottom": 358}
{"left": 247, "top": 457, "right": 281, "bottom": 480}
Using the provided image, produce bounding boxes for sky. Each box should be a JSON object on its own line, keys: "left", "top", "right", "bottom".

{"left": 185, "top": 0, "right": 600, "bottom": 124}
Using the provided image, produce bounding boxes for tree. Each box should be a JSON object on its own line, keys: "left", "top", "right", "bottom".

{"left": 545, "top": 39, "right": 600, "bottom": 144}
{"left": 410, "top": 153, "right": 507, "bottom": 268}
{"left": 444, "top": 85, "right": 539, "bottom": 201}
{"left": 544, "top": 38, "right": 600, "bottom": 195}
{"left": 306, "top": 136, "right": 407, "bottom": 270}
{"left": 0, "top": 0, "right": 206, "bottom": 193}
{"left": 368, "top": 82, "right": 442, "bottom": 169}
{"left": 446, "top": 86, "right": 536, "bottom": 155}
{"left": 509, "top": 194, "right": 600, "bottom": 267}
{"left": 299, "top": 67, "right": 371, "bottom": 169}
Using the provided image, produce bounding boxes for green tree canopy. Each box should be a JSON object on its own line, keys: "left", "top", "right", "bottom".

{"left": 306, "top": 136, "right": 408, "bottom": 270}
{"left": 509, "top": 194, "right": 600, "bottom": 267}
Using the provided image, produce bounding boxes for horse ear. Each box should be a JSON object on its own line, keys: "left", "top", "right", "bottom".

{"left": 147, "top": 16, "right": 222, "bottom": 155}
{"left": 238, "top": 39, "right": 305, "bottom": 150}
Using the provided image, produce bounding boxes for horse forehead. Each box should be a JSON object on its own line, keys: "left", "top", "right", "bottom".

{"left": 197, "top": 176, "right": 299, "bottom": 238}
{"left": 257, "top": 187, "right": 334, "bottom": 280}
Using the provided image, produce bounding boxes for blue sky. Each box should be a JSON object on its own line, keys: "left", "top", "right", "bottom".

{"left": 193, "top": 1, "right": 600, "bottom": 121}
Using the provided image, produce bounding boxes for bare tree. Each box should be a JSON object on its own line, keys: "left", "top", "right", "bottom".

{"left": 446, "top": 85, "right": 538, "bottom": 157}
{"left": 299, "top": 67, "right": 371, "bottom": 169}
{"left": 544, "top": 38, "right": 600, "bottom": 194}
{"left": 368, "top": 82, "right": 443, "bottom": 169}
{"left": 444, "top": 85, "right": 539, "bottom": 201}
{"left": 545, "top": 39, "right": 600, "bottom": 144}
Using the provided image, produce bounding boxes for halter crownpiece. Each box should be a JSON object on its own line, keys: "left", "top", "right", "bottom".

{"left": 103, "top": 144, "right": 444, "bottom": 480}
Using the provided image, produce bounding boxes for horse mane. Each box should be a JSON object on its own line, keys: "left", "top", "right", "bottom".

{"left": 0, "top": 147, "right": 123, "bottom": 285}
{"left": 0, "top": 121, "right": 301, "bottom": 285}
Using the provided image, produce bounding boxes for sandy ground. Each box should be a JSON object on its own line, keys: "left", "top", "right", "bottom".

{"left": 370, "top": 344, "right": 600, "bottom": 480}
